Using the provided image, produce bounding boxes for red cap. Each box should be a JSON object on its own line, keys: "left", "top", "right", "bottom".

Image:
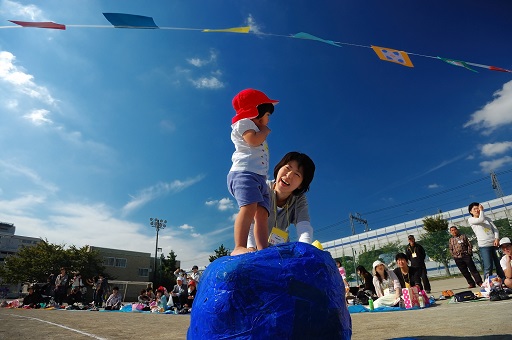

{"left": 232, "top": 88, "right": 279, "bottom": 124}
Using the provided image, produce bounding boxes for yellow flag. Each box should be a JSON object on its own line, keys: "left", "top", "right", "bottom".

{"left": 202, "top": 26, "right": 250, "bottom": 34}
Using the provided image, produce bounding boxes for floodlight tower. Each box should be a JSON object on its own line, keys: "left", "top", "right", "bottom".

{"left": 150, "top": 217, "right": 167, "bottom": 281}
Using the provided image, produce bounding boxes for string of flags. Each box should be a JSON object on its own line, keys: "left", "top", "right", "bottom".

{"left": 3, "top": 12, "right": 511, "bottom": 74}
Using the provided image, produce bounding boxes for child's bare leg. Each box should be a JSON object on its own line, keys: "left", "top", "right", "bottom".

{"left": 231, "top": 203, "right": 257, "bottom": 256}
{"left": 254, "top": 206, "right": 269, "bottom": 250}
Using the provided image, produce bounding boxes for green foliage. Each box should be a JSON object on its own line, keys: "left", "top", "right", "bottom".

{"left": 159, "top": 250, "right": 178, "bottom": 286}
{"left": 335, "top": 256, "right": 355, "bottom": 280}
{"left": 494, "top": 218, "right": 512, "bottom": 238}
{"left": 421, "top": 215, "right": 451, "bottom": 275}
{"left": 0, "top": 240, "right": 104, "bottom": 284}
{"left": 356, "top": 241, "right": 402, "bottom": 272}
{"left": 209, "top": 244, "right": 230, "bottom": 262}
{"left": 422, "top": 214, "right": 449, "bottom": 233}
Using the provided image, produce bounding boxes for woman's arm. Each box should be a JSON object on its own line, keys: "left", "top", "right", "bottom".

{"left": 296, "top": 221, "right": 313, "bottom": 243}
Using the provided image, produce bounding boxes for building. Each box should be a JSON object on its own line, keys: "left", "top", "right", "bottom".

{"left": 323, "top": 195, "right": 512, "bottom": 278}
{"left": 0, "top": 222, "right": 41, "bottom": 298}
{"left": 87, "top": 246, "right": 152, "bottom": 301}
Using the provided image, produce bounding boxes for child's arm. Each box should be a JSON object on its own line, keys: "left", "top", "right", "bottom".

{"left": 242, "top": 125, "right": 270, "bottom": 146}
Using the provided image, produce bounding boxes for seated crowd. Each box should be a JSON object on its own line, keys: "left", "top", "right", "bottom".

{"left": 6, "top": 265, "right": 202, "bottom": 312}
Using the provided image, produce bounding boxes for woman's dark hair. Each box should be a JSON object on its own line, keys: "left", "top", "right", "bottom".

{"left": 468, "top": 202, "right": 479, "bottom": 216}
{"left": 335, "top": 260, "right": 342, "bottom": 266}
{"left": 273, "top": 151, "right": 315, "bottom": 196}
{"left": 356, "top": 265, "right": 370, "bottom": 275}
{"left": 140, "top": 289, "right": 146, "bottom": 295}
{"left": 255, "top": 103, "right": 274, "bottom": 119}
{"left": 374, "top": 266, "right": 388, "bottom": 283}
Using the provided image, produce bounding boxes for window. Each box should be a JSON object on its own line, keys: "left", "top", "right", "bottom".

{"left": 103, "top": 257, "right": 115, "bottom": 266}
{"left": 115, "top": 258, "right": 127, "bottom": 268}
{"left": 138, "top": 268, "right": 149, "bottom": 277}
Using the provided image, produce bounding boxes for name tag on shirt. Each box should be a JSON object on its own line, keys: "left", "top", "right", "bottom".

{"left": 268, "top": 227, "right": 288, "bottom": 246}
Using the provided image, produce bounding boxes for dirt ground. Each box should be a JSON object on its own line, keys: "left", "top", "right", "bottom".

{"left": 1, "top": 276, "right": 511, "bottom": 339}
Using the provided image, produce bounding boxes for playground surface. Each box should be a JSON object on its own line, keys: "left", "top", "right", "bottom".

{"left": 1, "top": 276, "right": 511, "bottom": 339}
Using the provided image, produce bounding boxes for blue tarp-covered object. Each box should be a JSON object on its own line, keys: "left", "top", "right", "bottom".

{"left": 187, "top": 242, "right": 352, "bottom": 339}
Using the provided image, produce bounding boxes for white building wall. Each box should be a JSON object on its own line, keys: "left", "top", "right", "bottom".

{"left": 323, "top": 195, "right": 512, "bottom": 277}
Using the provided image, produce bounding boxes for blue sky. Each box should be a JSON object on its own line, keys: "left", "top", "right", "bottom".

{"left": 1, "top": 0, "right": 511, "bottom": 270}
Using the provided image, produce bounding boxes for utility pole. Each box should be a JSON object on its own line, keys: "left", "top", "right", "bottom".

{"left": 349, "top": 212, "right": 369, "bottom": 235}
{"left": 490, "top": 171, "right": 505, "bottom": 198}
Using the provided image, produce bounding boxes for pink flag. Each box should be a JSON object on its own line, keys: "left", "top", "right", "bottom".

{"left": 9, "top": 20, "right": 66, "bottom": 30}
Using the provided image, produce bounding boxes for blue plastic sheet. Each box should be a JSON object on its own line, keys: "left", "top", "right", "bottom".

{"left": 187, "top": 242, "right": 352, "bottom": 339}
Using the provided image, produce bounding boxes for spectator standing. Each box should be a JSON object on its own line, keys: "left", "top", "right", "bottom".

{"left": 335, "top": 260, "right": 350, "bottom": 297}
{"left": 190, "top": 265, "right": 201, "bottom": 283}
{"left": 174, "top": 268, "right": 188, "bottom": 285}
{"left": 405, "top": 235, "right": 431, "bottom": 293}
{"left": 499, "top": 237, "right": 512, "bottom": 289}
{"left": 54, "top": 267, "right": 69, "bottom": 305}
{"left": 449, "top": 225, "right": 483, "bottom": 288}
{"left": 71, "top": 273, "right": 86, "bottom": 295}
{"left": 467, "top": 202, "right": 505, "bottom": 281}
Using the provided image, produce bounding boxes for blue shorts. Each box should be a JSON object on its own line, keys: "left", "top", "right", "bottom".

{"left": 227, "top": 171, "right": 270, "bottom": 214}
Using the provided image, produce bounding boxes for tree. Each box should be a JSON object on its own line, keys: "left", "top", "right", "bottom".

{"left": 209, "top": 244, "right": 230, "bottom": 262}
{"left": 421, "top": 215, "right": 451, "bottom": 276}
{"left": 356, "top": 241, "right": 402, "bottom": 273}
{"left": 159, "top": 250, "right": 178, "bottom": 287}
{"left": 494, "top": 217, "right": 512, "bottom": 238}
{"left": 0, "top": 240, "right": 104, "bottom": 284}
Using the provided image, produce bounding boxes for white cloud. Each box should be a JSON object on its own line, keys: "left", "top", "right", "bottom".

{"left": 23, "top": 108, "right": 52, "bottom": 125}
{"left": 0, "top": 197, "right": 228, "bottom": 269}
{"left": 479, "top": 156, "right": 512, "bottom": 173}
{"left": 481, "top": 141, "right": 512, "bottom": 157}
{"left": 205, "top": 197, "right": 234, "bottom": 211}
{"left": 427, "top": 184, "right": 440, "bottom": 189}
{"left": 0, "top": 51, "right": 56, "bottom": 106}
{"left": 186, "top": 50, "right": 217, "bottom": 67}
{"left": 0, "top": 160, "right": 58, "bottom": 193}
{"left": 246, "top": 14, "right": 261, "bottom": 34}
{"left": 190, "top": 76, "right": 224, "bottom": 89}
{"left": 0, "top": 0, "right": 43, "bottom": 20}
{"left": 464, "top": 80, "right": 512, "bottom": 134}
{"left": 122, "top": 175, "right": 205, "bottom": 216}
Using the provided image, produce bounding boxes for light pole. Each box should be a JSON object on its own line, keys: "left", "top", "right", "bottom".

{"left": 150, "top": 217, "right": 167, "bottom": 282}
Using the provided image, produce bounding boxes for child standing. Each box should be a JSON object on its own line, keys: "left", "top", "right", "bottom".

{"left": 228, "top": 88, "right": 279, "bottom": 255}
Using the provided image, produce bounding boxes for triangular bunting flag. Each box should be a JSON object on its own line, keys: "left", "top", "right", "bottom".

{"left": 9, "top": 20, "right": 65, "bottom": 30}
{"left": 103, "top": 13, "right": 159, "bottom": 29}
{"left": 202, "top": 26, "right": 250, "bottom": 34}
{"left": 292, "top": 32, "right": 341, "bottom": 47}
{"left": 438, "top": 57, "right": 478, "bottom": 72}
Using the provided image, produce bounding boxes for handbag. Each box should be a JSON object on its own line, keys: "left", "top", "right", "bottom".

{"left": 454, "top": 290, "right": 476, "bottom": 302}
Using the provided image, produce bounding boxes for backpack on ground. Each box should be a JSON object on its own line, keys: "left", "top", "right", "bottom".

{"left": 454, "top": 290, "right": 476, "bottom": 302}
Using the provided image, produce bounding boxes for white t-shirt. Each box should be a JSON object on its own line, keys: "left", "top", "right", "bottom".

{"left": 500, "top": 255, "right": 512, "bottom": 272}
{"left": 468, "top": 210, "right": 499, "bottom": 247}
{"left": 230, "top": 118, "right": 269, "bottom": 176}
